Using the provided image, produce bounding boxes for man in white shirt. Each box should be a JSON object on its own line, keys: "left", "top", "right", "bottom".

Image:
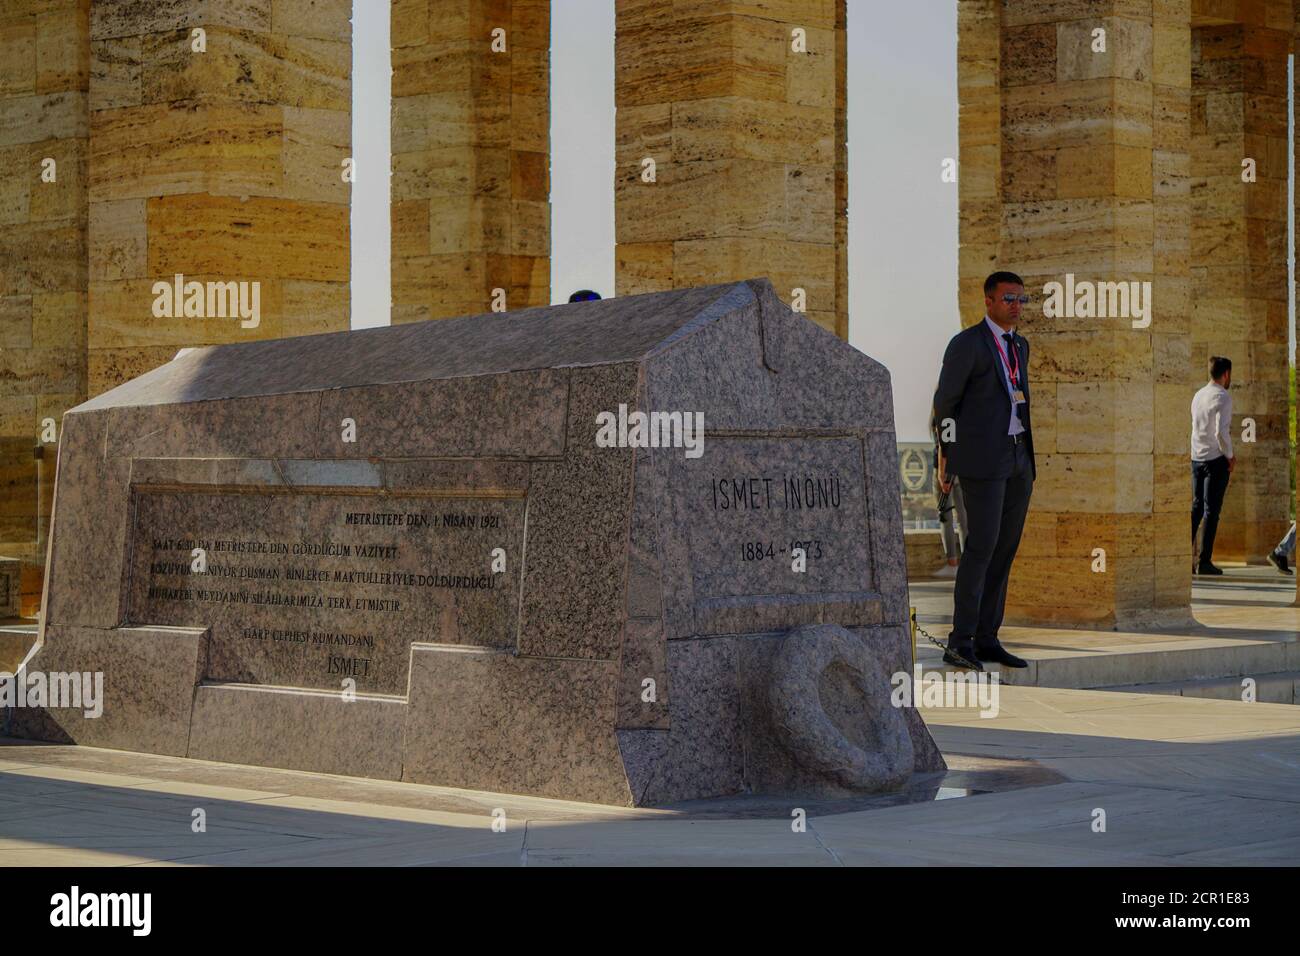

{"left": 1190, "top": 356, "right": 1234, "bottom": 575}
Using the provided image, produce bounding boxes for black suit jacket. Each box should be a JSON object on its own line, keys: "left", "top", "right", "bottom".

{"left": 932, "top": 320, "right": 1036, "bottom": 481}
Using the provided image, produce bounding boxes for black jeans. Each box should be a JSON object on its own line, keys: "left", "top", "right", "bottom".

{"left": 949, "top": 438, "right": 1033, "bottom": 651}
{"left": 1191, "top": 456, "right": 1230, "bottom": 567}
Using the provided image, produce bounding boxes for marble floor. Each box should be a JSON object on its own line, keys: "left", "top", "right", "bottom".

{"left": 2, "top": 570, "right": 1297, "bottom": 866}
{"left": 2, "top": 680, "right": 1297, "bottom": 866}
{"left": 910, "top": 566, "right": 1300, "bottom": 691}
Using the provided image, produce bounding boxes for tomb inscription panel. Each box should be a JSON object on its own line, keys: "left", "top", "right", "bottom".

{"left": 126, "top": 488, "right": 524, "bottom": 694}
{"left": 684, "top": 436, "right": 872, "bottom": 601}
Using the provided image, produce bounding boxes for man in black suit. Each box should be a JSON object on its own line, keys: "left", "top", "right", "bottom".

{"left": 932, "top": 271, "right": 1034, "bottom": 671}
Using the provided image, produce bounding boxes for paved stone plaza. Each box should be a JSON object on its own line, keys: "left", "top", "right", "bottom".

{"left": 4, "top": 570, "right": 1296, "bottom": 866}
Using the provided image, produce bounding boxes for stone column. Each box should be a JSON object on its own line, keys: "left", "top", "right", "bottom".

{"left": 391, "top": 0, "right": 549, "bottom": 324}
{"left": 614, "top": 0, "right": 848, "bottom": 338}
{"left": 1190, "top": 13, "right": 1291, "bottom": 564}
{"left": 958, "top": 0, "right": 1001, "bottom": 315}
{"left": 0, "top": 0, "right": 89, "bottom": 614}
{"left": 998, "top": 0, "right": 1193, "bottom": 628}
{"left": 87, "top": 0, "right": 352, "bottom": 395}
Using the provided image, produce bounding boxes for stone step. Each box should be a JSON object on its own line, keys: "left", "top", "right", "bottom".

{"left": 1099, "top": 671, "right": 1300, "bottom": 705}
{"left": 996, "top": 639, "right": 1298, "bottom": 690}
{"left": 912, "top": 615, "right": 1299, "bottom": 690}
{"left": 187, "top": 682, "right": 406, "bottom": 780}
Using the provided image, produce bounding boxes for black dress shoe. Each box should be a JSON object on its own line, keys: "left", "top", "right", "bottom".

{"left": 942, "top": 647, "right": 983, "bottom": 671}
{"left": 1195, "top": 563, "right": 1223, "bottom": 576}
{"left": 1268, "top": 550, "right": 1292, "bottom": 575}
{"left": 975, "top": 642, "right": 1028, "bottom": 668}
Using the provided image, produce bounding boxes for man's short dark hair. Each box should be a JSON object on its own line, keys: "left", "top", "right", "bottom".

{"left": 1209, "top": 356, "right": 1232, "bottom": 380}
{"left": 984, "top": 271, "right": 1024, "bottom": 295}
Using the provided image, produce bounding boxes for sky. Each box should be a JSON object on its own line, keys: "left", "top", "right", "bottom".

{"left": 352, "top": 1, "right": 964, "bottom": 441}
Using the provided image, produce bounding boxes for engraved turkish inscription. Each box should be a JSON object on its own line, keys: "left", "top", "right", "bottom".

{"left": 687, "top": 437, "right": 871, "bottom": 599}
{"left": 126, "top": 489, "right": 524, "bottom": 694}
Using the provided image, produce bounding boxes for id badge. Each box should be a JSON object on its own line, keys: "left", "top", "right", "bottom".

{"left": 1012, "top": 389, "right": 1026, "bottom": 403}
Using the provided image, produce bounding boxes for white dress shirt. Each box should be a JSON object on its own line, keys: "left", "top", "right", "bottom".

{"left": 983, "top": 316, "right": 1025, "bottom": 437}
{"left": 1190, "top": 380, "right": 1233, "bottom": 462}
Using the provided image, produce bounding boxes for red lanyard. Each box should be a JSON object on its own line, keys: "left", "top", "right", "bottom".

{"left": 992, "top": 330, "right": 1019, "bottom": 387}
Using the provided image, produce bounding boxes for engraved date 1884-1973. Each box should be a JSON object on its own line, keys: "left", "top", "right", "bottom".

{"left": 740, "top": 539, "right": 823, "bottom": 561}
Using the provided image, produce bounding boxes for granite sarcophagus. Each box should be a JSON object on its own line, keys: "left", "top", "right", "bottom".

{"left": 13, "top": 278, "right": 944, "bottom": 804}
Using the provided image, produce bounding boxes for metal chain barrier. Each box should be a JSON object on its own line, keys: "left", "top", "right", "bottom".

{"left": 910, "top": 609, "right": 980, "bottom": 670}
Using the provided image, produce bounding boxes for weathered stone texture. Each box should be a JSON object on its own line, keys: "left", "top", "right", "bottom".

{"left": 87, "top": 0, "right": 353, "bottom": 397}
{"left": 969, "top": 0, "right": 1198, "bottom": 628}
{"left": 391, "top": 0, "right": 549, "bottom": 324}
{"left": 1189, "top": 19, "right": 1291, "bottom": 562}
{"left": 0, "top": 0, "right": 89, "bottom": 610}
{"left": 964, "top": 0, "right": 1293, "bottom": 619}
{"left": 614, "top": 1, "right": 848, "bottom": 337}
